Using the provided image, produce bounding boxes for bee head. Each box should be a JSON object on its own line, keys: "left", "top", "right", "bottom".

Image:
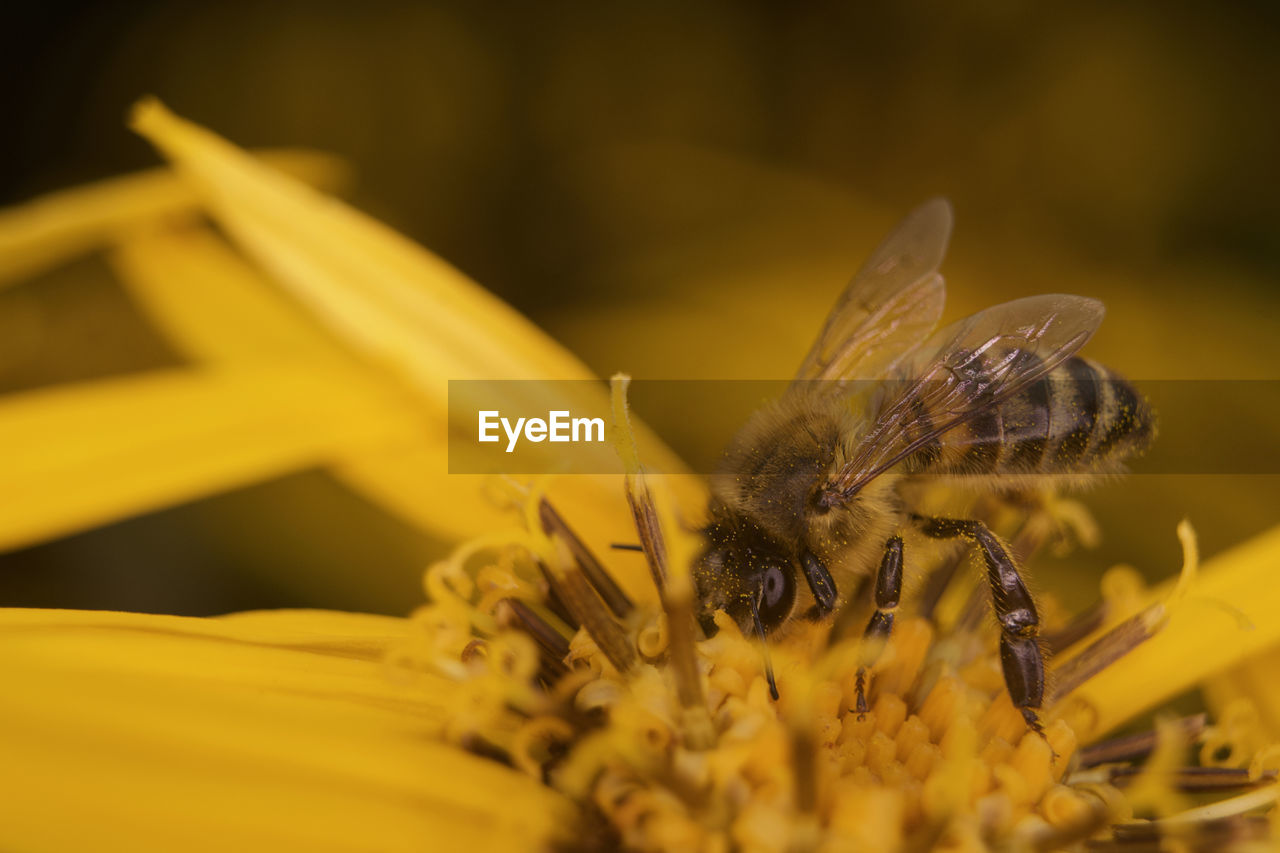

{"left": 694, "top": 513, "right": 797, "bottom": 639}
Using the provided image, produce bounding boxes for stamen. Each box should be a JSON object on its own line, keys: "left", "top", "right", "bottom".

{"left": 538, "top": 534, "right": 636, "bottom": 674}
{"left": 1042, "top": 599, "right": 1109, "bottom": 655}
{"left": 1103, "top": 814, "right": 1273, "bottom": 849}
{"left": 539, "top": 499, "right": 634, "bottom": 619}
{"left": 1075, "top": 712, "right": 1203, "bottom": 763}
{"left": 1047, "top": 604, "right": 1164, "bottom": 704}
{"left": 457, "top": 732, "right": 515, "bottom": 767}
{"left": 610, "top": 373, "right": 668, "bottom": 593}
{"left": 1168, "top": 518, "right": 1254, "bottom": 630}
{"left": 624, "top": 490, "right": 669, "bottom": 594}
{"left": 1109, "top": 765, "right": 1278, "bottom": 793}
{"left": 1077, "top": 714, "right": 1208, "bottom": 767}
{"left": 497, "top": 598, "right": 571, "bottom": 679}
{"left": 542, "top": 582, "right": 580, "bottom": 633}
{"left": 650, "top": 488, "right": 716, "bottom": 748}
{"left": 610, "top": 374, "right": 714, "bottom": 749}
{"left": 1117, "top": 715, "right": 1194, "bottom": 818}
{"left": 1167, "top": 517, "right": 1200, "bottom": 610}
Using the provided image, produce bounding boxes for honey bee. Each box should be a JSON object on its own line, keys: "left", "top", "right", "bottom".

{"left": 693, "top": 199, "right": 1154, "bottom": 729}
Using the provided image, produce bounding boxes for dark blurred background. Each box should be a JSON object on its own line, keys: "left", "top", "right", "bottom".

{"left": 1, "top": 0, "right": 1277, "bottom": 617}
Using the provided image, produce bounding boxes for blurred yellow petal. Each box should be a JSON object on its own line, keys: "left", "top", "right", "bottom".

{"left": 0, "top": 607, "right": 574, "bottom": 851}
{"left": 0, "top": 367, "right": 427, "bottom": 550}
{"left": 0, "top": 606, "right": 409, "bottom": 655}
{"left": 109, "top": 226, "right": 494, "bottom": 547}
{"left": 0, "top": 150, "right": 348, "bottom": 288}
{"left": 110, "top": 224, "right": 349, "bottom": 366}
{"left": 129, "top": 98, "right": 588, "bottom": 399}
{"left": 1062, "top": 525, "right": 1280, "bottom": 740}
{"left": 107, "top": 222, "right": 666, "bottom": 583}
{"left": 128, "top": 99, "right": 688, "bottom": 459}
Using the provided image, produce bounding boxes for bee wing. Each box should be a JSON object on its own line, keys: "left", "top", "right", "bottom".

{"left": 792, "top": 198, "right": 952, "bottom": 391}
{"left": 820, "top": 294, "right": 1105, "bottom": 500}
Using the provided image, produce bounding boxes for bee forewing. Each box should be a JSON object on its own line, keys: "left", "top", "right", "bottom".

{"left": 824, "top": 293, "right": 1106, "bottom": 497}
{"left": 898, "top": 293, "right": 1105, "bottom": 413}
{"left": 861, "top": 197, "right": 954, "bottom": 290}
{"left": 792, "top": 198, "right": 952, "bottom": 389}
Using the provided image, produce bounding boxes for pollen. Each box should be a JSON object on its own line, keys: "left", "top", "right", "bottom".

{"left": 386, "top": 494, "right": 1280, "bottom": 852}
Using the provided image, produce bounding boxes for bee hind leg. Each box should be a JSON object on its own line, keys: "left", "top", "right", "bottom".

{"left": 853, "top": 535, "right": 904, "bottom": 718}
{"left": 914, "top": 515, "right": 1046, "bottom": 736}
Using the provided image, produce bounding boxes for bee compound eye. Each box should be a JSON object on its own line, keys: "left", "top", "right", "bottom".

{"left": 759, "top": 564, "right": 795, "bottom": 623}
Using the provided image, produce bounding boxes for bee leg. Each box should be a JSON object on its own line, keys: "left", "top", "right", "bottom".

{"left": 854, "top": 535, "right": 903, "bottom": 718}
{"left": 915, "top": 516, "right": 1046, "bottom": 735}
{"left": 799, "top": 549, "right": 838, "bottom": 616}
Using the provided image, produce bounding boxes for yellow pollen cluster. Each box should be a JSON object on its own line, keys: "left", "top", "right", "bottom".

{"left": 392, "top": 534, "right": 1130, "bottom": 853}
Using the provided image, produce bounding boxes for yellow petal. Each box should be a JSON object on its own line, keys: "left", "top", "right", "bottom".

{"left": 0, "top": 367, "right": 427, "bottom": 551}
{"left": 0, "top": 607, "right": 574, "bottom": 851}
{"left": 0, "top": 150, "right": 347, "bottom": 288}
{"left": 0, "top": 606, "right": 411, "bottom": 655}
{"left": 129, "top": 98, "right": 588, "bottom": 398}
{"left": 106, "top": 223, "right": 668, "bottom": 586}
{"left": 128, "top": 99, "right": 689, "bottom": 460}
{"left": 109, "top": 224, "right": 349, "bottom": 366}
{"left": 1062, "top": 525, "right": 1280, "bottom": 740}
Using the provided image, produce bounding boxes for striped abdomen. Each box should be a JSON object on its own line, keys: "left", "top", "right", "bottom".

{"left": 909, "top": 357, "right": 1155, "bottom": 477}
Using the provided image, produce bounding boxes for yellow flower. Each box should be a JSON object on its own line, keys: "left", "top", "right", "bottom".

{"left": 1, "top": 101, "right": 1278, "bottom": 850}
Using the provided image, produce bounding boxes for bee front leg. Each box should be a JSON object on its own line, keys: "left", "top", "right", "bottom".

{"left": 914, "top": 515, "right": 1046, "bottom": 735}
{"left": 853, "top": 536, "right": 903, "bottom": 717}
{"left": 799, "top": 548, "right": 838, "bottom": 618}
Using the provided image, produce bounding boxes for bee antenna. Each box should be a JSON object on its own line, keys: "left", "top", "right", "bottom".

{"left": 609, "top": 543, "right": 645, "bottom": 552}
{"left": 749, "top": 594, "right": 781, "bottom": 701}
